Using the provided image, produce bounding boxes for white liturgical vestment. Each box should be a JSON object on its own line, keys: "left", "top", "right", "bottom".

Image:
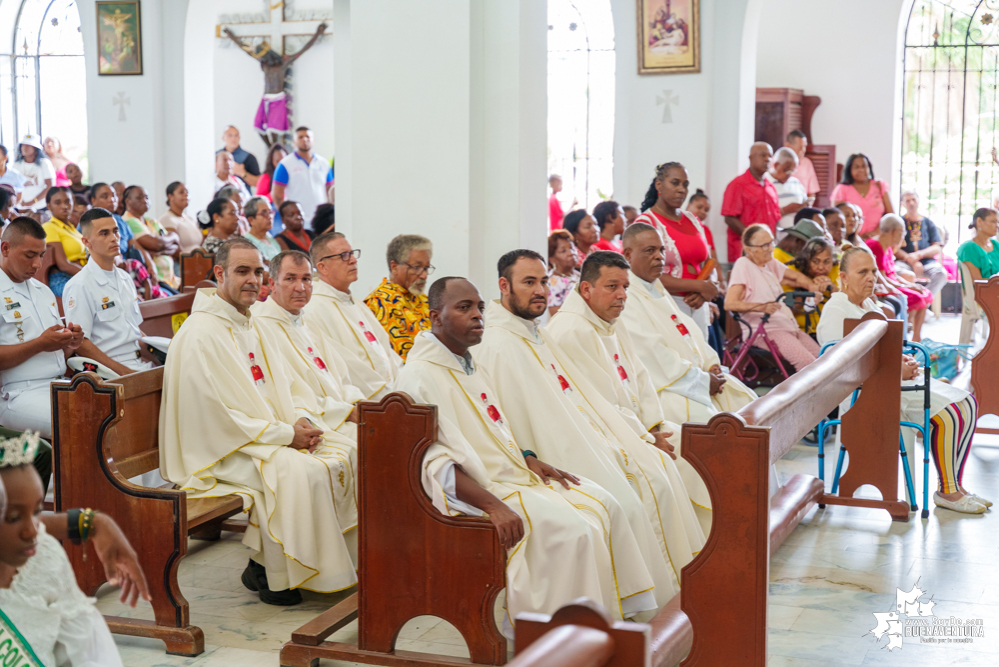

{"left": 159, "top": 289, "right": 358, "bottom": 593}
{"left": 477, "top": 300, "right": 702, "bottom": 580}
{"left": 621, "top": 271, "right": 758, "bottom": 420}
{"left": 305, "top": 278, "right": 402, "bottom": 400}
{"left": 546, "top": 289, "right": 712, "bottom": 512}
{"left": 397, "top": 331, "right": 660, "bottom": 626}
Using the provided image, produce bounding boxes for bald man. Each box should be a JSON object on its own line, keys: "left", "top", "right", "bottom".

{"left": 764, "top": 146, "right": 808, "bottom": 232}
{"left": 397, "top": 276, "right": 668, "bottom": 632}
{"left": 721, "top": 141, "right": 781, "bottom": 261}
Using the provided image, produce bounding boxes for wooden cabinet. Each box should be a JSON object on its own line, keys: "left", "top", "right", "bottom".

{"left": 755, "top": 87, "right": 837, "bottom": 207}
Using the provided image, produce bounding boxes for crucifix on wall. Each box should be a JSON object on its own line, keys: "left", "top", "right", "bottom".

{"left": 217, "top": 1, "right": 329, "bottom": 147}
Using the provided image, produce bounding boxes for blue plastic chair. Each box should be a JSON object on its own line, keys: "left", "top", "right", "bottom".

{"left": 816, "top": 339, "right": 924, "bottom": 517}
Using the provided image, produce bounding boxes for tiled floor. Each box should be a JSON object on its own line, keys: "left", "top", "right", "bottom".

{"left": 98, "top": 313, "right": 999, "bottom": 665}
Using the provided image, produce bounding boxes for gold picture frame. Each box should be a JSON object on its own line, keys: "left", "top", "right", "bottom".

{"left": 636, "top": 0, "right": 700, "bottom": 75}
{"left": 96, "top": 1, "right": 143, "bottom": 76}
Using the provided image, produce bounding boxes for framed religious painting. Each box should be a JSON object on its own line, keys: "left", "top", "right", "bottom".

{"left": 636, "top": 0, "right": 700, "bottom": 74}
{"left": 96, "top": 1, "right": 143, "bottom": 75}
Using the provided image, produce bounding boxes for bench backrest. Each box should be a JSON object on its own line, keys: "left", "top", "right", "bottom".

{"left": 180, "top": 249, "right": 215, "bottom": 289}
{"left": 972, "top": 275, "right": 999, "bottom": 421}
{"left": 677, "top": 312, "right": 902, "bottom": 666}
{"left": 139, "top": 291, "right": 196, "bottom": 338}
{"left": 103, "top": 367, "right": 165, "bottom": 479}
{"left": 357, "top": 393, "right": 507, "bottom": 664}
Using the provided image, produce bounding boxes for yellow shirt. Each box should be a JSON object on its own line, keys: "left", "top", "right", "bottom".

{"left": 43, "top": 218, "right": 87, "bottom": 265}
{"left": 363, "top": 278, "right": 430, "bottom": 360}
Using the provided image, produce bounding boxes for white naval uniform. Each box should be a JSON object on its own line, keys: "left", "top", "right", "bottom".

{"left": 0, "top": 270, "right": 67, "bottom": 438}
{"left": 63, "top": 261, "right": 155, "bottom": 373}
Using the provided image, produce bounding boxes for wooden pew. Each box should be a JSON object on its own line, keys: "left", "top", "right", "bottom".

{"left": 514, "top": 600, "right": 649, "bottom": 667}
{"left": 971, "top": 275, "right": 999, "bottom": 435}
{"left": 138, "top": 290, "right": 196, "bottom": 338}
{"left": 280, "top": 393, "right": 507, "bottom": 667}
{"left": 180, "top": 248, "right": 215, "bottom": 289}
{"left": 516, "top": 313, "right": 906, "bottom": 666}
{"left": 52, "top": 369, "right": 244, "bottom": 656}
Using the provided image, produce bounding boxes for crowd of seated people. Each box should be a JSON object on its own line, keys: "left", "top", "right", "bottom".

{"left": 0, "top": 126, "right": 336, "bottom": 304}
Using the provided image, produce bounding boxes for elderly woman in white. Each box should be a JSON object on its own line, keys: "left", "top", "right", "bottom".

{"left": 0, "top": 432, "right": 150, "bottom": 665}
{"left": 816, "top": 247, "right": 988, "bottom": 514}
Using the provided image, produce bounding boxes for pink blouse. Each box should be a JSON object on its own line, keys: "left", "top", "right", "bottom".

{"left": 830, "top": 180, "right": 889, "bottom": 236}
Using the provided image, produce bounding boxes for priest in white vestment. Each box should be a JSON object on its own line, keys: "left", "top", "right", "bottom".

{"left": 305, "top": 232, "right": 402, "bottom": 400}
{"left": 159, "top": 239, "right": 358, "bottom": 605}
{"left": 546, "top": 252, "right": 714, "bottom": 531}
{"left": 251, "top": 249, "right": 367, "bottom": 556}
{"left": 617, "top": 227, "right": 780, "bottom": 509}
{"left": 477, "top": 250, "right": 703, "bottom": 580}
{"left": 621, "top": 224, "right": 758, "bottom": 420}
{"left": 397, "top": 276, "right": 663, "bottom": 632}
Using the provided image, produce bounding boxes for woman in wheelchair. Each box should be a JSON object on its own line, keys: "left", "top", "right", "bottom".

{"left": 725, "top": 224, "right": 826, "bottom": 371}
{"left": 817, "top": 247, "right": 988, "bottom": 514}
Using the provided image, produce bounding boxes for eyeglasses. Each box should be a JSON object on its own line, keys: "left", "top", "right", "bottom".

{"left": 319, "top": 249, "right": 361, "bottom": 263}
{"left": 746, "top": 240, "right": 775, "bottom": 249}
{"left": 404, "top": 263, "right": 435, "bottom": 275}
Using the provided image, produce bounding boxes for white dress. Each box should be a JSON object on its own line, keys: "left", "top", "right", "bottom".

{"left": 0, "top": 524, "right": 122, "bottom": 667}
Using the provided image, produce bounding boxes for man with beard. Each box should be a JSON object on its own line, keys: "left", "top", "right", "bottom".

{"left": 476, "top": 250, "right": 703, "bottom": 582}
{"left": 364, "top": 234, "right": 433, "bottom": 360}
{"left": 159, "top": 239, "right": 358, "bottom": 605}
{"left": 396, "top": 276, "right": 665, "bottom": 634}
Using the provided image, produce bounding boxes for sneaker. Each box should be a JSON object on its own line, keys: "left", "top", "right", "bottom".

{"left": 933, "top": 491, "right": 987, "bottom": 514}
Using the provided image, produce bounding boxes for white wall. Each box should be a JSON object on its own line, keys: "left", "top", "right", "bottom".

{"left": 611, "top": 0, "right": 763, "bottom": 261}
{"left": 78, "top": 0, "right": 188, "bottom": 210}
{"left": 335, "top": 0, "right": 547, "bottom": 298}
{"left": 756, "top": 0, "right": 909, "bottom": 196}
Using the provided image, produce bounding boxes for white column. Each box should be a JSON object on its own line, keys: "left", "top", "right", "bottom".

{"left": 334, "top": 0, "right": 546, "bottom": 299}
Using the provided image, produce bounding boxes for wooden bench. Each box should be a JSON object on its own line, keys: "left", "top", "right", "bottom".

{"left": 52, "top": 369, "right": 244, "bottom": 657}
{"left": 971, "top": 275, "right": 999, "bottom": 435}
{"left": 281, "top": 314, "right": 904, "bottom": 667}
{"left": 279, "top": 393, "right": 506, "bottom": 667}
{"left": 515, "top": 313, "right": 906, "bottom": 666}
{"left": 179, "top": 248, "right": 215, "bottom": 289}
{"left": 138, "top": 290, "right": 196, "bottom": 338}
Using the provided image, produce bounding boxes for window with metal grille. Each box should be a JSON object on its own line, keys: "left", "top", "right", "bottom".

{"left": 547, "top": 0, "right": 615, "bottom": 215}
{"left": 0, "top": 0, "right": 88, "bottom": 177}
{"left": 901, "top": 0, "right": 999, "bottom": 246}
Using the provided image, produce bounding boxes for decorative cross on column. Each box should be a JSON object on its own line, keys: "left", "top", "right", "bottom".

{"left": 657, "top": 89, "right": 679, "bottom": 124}
{"left": 112, "top": 91, "right": 130, "bottom": 122}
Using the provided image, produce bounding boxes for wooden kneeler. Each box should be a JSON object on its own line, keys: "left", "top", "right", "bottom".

{"left": 53, "top": 370, "right": 244, "bottom": 656}
{"left": 972, "top": 276, "right": 999, "bottom": 435}
{"left": 280, "top": 393, "right": 508, "bottom": 667}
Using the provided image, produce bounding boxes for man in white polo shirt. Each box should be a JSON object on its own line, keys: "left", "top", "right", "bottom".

{"left": 272, "top": 126, "right": 333, "bottom": 228}
{"left": 63, "top": 207, "right": 155, "bottom": 376}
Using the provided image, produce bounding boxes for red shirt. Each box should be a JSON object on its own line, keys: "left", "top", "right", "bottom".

{"left": 646, "top": 210, "right": 709, "bottom": 279}
{"left": 592, "top": 237, "right": 622, "bottom": 253}
{"left": 549, "top": 194, "right": 564, "bottom": 230}
{"left": 721, "top": 169, "right": 781, "bottom": 262}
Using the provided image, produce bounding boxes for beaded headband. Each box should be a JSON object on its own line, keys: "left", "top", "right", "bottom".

{"left": 0, "top": 431, "right": 40, "bottom": 469}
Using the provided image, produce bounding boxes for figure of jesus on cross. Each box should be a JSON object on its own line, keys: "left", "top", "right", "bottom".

{"left": 222, "top": 21, "right": 327, "bottom": 147}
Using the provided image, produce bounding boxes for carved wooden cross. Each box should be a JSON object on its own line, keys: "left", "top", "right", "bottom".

{"left": 215, "top": 0, "right": 327, "bottom": 56}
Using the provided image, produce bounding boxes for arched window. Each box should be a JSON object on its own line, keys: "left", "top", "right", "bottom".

{"left": 0, "top": 0, "right": 87, "bottom": 175}
{"left": 547, "top": 0, "right": 615, "bottom": 214}
{"left": 901, "top": 1, "right": 999, "bottom": 244}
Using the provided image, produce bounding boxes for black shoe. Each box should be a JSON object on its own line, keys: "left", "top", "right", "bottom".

{"left": 241, "top": 559, "right": 302, "bottom": 605}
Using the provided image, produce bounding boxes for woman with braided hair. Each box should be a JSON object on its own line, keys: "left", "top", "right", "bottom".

{"left": 633, "top": 161, "right": 718, "bottom": 338}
